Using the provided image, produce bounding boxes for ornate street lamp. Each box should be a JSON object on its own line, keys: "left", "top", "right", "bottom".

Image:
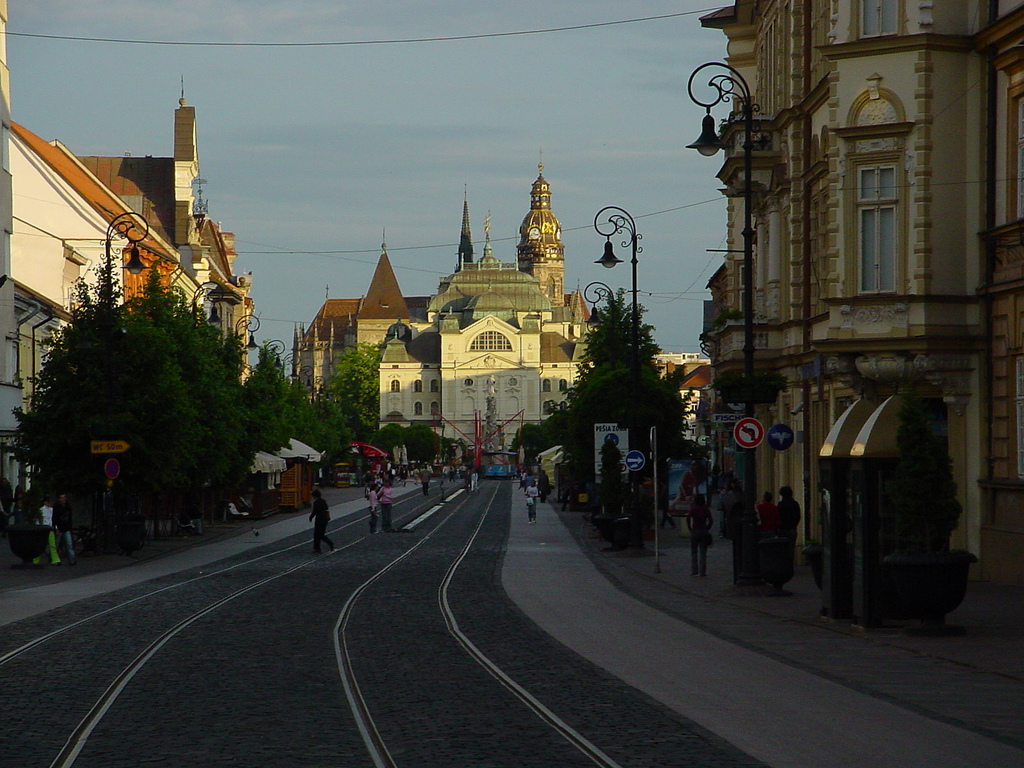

{"left": 593, "top": 206, "right": 644, "bottom": 548}
{"left": 102, "top": 212, "right": 149, "bottom": 303}
{"left": 235, "top": 314, "right": 260, "bottom": 351}
{"left": 688, "top": 61, "right": 762, "bottom": 585}
{"left": 583, "top": 281, "right": 613, "bottom": 328}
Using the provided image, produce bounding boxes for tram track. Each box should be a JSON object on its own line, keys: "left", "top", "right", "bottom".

{"left": 2, "top": 481, "right": 726, "bottom": 768}
{"left": 0, "top": 490, "right": 432, "bottom": 669}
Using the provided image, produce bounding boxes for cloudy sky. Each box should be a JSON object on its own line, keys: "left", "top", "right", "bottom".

{"left": 9, "top": 1, "right": 730, "bottom": 352}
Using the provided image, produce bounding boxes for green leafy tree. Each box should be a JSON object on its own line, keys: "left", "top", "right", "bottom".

{"left": 16, "top": 271, "right": 249, "bottom": 494}
{"left": 404, "top": 423, "right": 437, "bottom": 463}
{"left": 887, "top": 396, "right": 962, "bottom": 553}
{"left": 330, "top": 343, "right": 382, "bottom": 441}
{"left": 553, "top": 290, "right": 690, "bottom": 483}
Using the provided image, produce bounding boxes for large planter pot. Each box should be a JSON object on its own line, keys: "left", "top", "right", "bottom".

{"left": 8, "top": 524, "right": 51, "bottom": 567}
{"left": 802, "top": 543, "right": 823, "bottom": 590}
{"left": 882, "top": 551, "right": 977, "bottom": 633}
{"left": 758, "top": 535, "right": 795, "bottom": 591}
{"left": 591, "top": 515, "right": 630, "bottom": 550}
{"left": 116, "top": 518, "right": 147, "bottom": 556}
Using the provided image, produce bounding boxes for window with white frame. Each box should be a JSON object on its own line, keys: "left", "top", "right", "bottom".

{"left": 861, "top": 0, "right": 898, "bottom": 37}
{"left": 858, "top": 165, "right": 897, "bottom": 293}
{"left": 469, "top": 331, "right": 512, "bottom": 351}
{"left": 1017, "top": 358, "right": 1024, "bottom": 478}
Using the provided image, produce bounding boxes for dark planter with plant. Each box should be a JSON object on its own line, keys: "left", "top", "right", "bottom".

{"left": 714, "top": 371, "right": 787, "bottom": 405}
{"left": 882, "top": 396, "right": 976, "bottom": 634}
{"left": 8, "top": 524, "right": 51, "bottom": 567}
{"left": 758, "top": 535, "right": 795, "bottom": 592}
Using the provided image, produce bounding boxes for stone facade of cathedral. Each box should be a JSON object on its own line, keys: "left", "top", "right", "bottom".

{"left": 295, "top": 167, "right": 587, "bottom": 448}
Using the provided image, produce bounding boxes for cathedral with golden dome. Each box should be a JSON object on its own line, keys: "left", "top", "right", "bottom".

{"left": 294, "top": 165, "right": 588, "bottom": 446}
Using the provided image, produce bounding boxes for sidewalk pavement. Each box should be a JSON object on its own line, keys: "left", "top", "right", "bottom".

{"left": 0, "top": 485, "right": 368, "bottom": 624}
{"left": 568, "top": 512, "right": 1024, "bottom": 682}
{"left": 504, "top": 499, "right": 1024, "bottom": 768}
{"left": 551, "top": 505, "right": 1024, "bottom": 755}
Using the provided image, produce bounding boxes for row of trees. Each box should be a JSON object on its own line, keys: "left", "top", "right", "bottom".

{"left": 15, "top": 272, "right": 349, "bottom": 498}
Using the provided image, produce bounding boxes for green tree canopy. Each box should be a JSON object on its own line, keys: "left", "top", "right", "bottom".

{"left": 330, "top": 343, "right": 382, "bottom": 441}
{"left": 553, "top": 290, "right": 692, "bottom": 482}
{"left": 16, "top": 272, "right": 251, "bottom": 494}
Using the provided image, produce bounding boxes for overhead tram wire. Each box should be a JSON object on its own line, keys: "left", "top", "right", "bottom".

{"left": 10, "top": 9, "right": 719, "bottom": 47}
{"left": 236, "top": 197, "right": 724, "bottom": 263}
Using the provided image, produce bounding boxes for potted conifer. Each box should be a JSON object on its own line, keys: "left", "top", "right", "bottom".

{"left": 882, "top": 396, "right": 976, "bottom": 633}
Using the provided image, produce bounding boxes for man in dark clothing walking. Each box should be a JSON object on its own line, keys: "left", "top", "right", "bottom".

{"left": 778, "top": 485, "right": 801, "bottom": 537}
{"left": 53, "top": 493, "right": 76, "bottom": 565}
{"left": 309, "top": 488, "right": 334, "bottom": 553}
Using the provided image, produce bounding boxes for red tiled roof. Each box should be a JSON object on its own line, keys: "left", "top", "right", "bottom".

{"left": 11, "top": 122, "right": 175, "bottom": 263}
{"left": 78, "top": 155, "right": 176, "bottom": 246}
{"left": 360, "top": 252, "right": 409, "bottom": 320}
{"left": 680, "top": 364, "right": 712, "bottom": 388}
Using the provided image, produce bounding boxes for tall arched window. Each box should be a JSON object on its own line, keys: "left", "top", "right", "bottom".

{"left": 430, "top": 379, "right": 439, "bottom": 392}
{"left": 390, "top": 380, "right": 401, "bottom": 392}
{"left": 413, "top": 380, "right": 423, "bottom": 393}
{"left": 469, "top": 331, "right": 512, "bottom": 351}
{"left": 559, "top": 379, "right": 568, "bottom": 392}
{"left": 414, "top": 401, "right": 423, "bottom": 415}
{"left": 430, "top": 401, "right": 439, "bottom": 415}
{"left": 542, "top": 379, "right": 551, "bottom": 393}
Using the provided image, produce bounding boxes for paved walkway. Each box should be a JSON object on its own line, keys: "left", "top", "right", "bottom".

{"left": 502, "top": 499, "right": 1024, "bottom": 768}
{"left": 3, "top": 483, "right": 1023, "bottom": 767}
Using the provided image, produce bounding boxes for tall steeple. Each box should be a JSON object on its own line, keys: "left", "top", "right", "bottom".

{"left": 517, "top": 163, "right": 565, "bottom": 303}
{"left": 457, "top": 190, "right": 474, "bottom": 272}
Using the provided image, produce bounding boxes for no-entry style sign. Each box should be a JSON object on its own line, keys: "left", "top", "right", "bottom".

{"left": 104, "top": 458, "right": 121, "bottom": 480}
{"left": 733, "top": 417, "right": 765, "bottom": 449}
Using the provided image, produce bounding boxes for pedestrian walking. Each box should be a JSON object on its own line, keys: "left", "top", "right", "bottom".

{"left": 686, "top": 493, "right": 714, "bottom": 576}
{"left": 34, "top": 495, "right": 61, "bottom": 565}
{"left": 0, "top": 477, "right": 12, "bottom": 538}
{"left": 658, "top": 478, "right": 675, "bottom": 529}
{"left": 778, "top": 485, "right": 801, "bottom": 537}
{"left": 365, "top": 482, "right": 379, "bottom": 534}
{"left": 525, "top": 483, "right": 539, "bottom": 524}
{"left": 538, "top": 471, "right": 551, "bottom": 503}
{"left": 13, "top": 483, "right": 25, "bottom": 525}
{"left": 308, "top": 488, "right": 334, "bottom": 553}
{"left": 418, "top": 466, "right": 431, "bottom": 496}
{"left": 756, "top": 491, "right": 781, "bottom": 535}
{"left": 379, "top": 479, "right": 395, "bottom": 531}
{"left": 52, "top": 493, "right": 76, "bottom": 565}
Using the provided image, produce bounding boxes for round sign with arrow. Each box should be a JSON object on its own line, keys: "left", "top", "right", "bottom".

{"left": 733, "top": 417, "right": 765, "bottom": 449}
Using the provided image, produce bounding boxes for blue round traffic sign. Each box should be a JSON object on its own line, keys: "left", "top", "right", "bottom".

{"left": 104, "top": 458, "right": 121, "bottom": 480}
{"left": 766, "top": 423, "right": 795, "bottom": 451}
{"left": 625, "top": 450, "right": 646, "bottom": 472}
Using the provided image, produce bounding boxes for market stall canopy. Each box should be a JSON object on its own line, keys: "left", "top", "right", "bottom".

{"left": 277, "top": 438, "right": 323, "bottom": 462}
{"left": 537, "top": 445, "right": 565, "bottom": 465}
{"left": 351, "top": 441, "right": 390, "bottom": 458}
{"left": 251, "top": 451, "right": 287, "bottom": 474}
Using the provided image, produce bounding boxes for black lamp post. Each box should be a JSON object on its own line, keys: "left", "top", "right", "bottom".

{"left": 95, "top": 212, "right": 149, "bottom": 552}
{"left": 687, "top": 61, "right": 762, "bottom": 585}
{"left": 593, "top": 206, "right": 644, "bottom": 548}
{"left": 235, "top": 314, "right": 261, "bottom": 351}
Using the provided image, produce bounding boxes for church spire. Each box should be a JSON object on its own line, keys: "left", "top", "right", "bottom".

{"left": 457, "top": 189, "right": 474, "bottom": 272}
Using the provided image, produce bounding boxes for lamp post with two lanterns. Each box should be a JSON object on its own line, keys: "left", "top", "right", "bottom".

{"left": 687, "top": 61, "right": 762, "bottom": 585}
{"left": 592, "top": 207, "right": 645, "bottom": 549}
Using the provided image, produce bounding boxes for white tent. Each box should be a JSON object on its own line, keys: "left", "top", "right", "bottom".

{"left": 276, "top": 438, "right": 323, "bottom": 462}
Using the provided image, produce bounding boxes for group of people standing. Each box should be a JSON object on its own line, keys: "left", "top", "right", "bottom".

{"left": 32, "top": 492, "right": 77, "bottom": 566}
{"left": 659, "top": 467, "right": 802, "bottom": 582}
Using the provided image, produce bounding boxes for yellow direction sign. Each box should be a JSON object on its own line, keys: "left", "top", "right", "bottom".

{"left": 91, "top": 440, "right": 130, "bottom": 454}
